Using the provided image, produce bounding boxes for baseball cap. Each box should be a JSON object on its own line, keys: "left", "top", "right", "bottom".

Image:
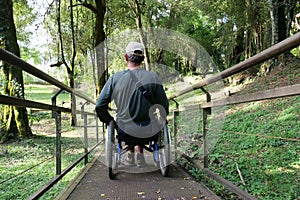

{"left": 125, "top": 42, "right": 144, "bottom": 56}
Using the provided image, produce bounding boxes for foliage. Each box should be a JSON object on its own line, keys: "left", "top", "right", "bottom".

{"left": 13, "top": 0, "right": 43, "bottom": 64}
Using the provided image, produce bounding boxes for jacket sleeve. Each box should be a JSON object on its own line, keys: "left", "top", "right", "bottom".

{"left": 95, "top": 77, "right": 114, "bottom": 124}
{"left": 155, "top": 84, "right": 169, "bottom": 116}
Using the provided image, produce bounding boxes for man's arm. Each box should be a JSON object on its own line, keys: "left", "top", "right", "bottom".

{"left": 95, "top": 78, "right": 114, "bottom": 124}
{"left": 155, "top": 84, "right": 169, "bottom": 116}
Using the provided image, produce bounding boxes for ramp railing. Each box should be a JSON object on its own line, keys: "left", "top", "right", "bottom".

{"left": 0, "top": 48, "right": 102, "bottom": 200}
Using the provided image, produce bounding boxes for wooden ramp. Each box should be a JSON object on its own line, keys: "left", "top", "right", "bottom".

{"left": 57, "top": 156, "right": 220, "bottom": 200}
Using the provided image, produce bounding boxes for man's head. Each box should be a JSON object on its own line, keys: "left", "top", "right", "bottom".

{"left": 125, "top": 42, "right": 145, "bottom": 64}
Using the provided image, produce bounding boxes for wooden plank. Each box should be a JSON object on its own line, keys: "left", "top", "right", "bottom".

{"left": 201, "top": 84, "right": 300, "bottom": 108}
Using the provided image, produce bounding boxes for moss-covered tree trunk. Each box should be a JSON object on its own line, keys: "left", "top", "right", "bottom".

{"left": 0, "top": 0, "right": 32, "bottom": 142}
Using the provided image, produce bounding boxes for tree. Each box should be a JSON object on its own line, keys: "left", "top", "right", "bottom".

{"left": 50, "top": 0, "right": 106, "bottom": 97}
{"left": 269, "top": 0, "right": 297, "bottom": 45}
{"left": 0, "top": 0, "right": 32, "bottom": 142}
{"left": 75, "top": 0, "right": 106, "bottom": 96}
{"left": 55, "top": 0, "right": 77, "bottom": 125}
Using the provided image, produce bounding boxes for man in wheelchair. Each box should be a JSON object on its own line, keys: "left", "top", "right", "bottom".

{"left": 96, "top": 41, "right": 169, "bottom": 167}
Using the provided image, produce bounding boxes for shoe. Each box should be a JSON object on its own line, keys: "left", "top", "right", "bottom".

{"left": 123, "top": 153, "right": 135, "bottom": 166}
{"left": 136, "top": 153, "right": 147, "bottom": 167}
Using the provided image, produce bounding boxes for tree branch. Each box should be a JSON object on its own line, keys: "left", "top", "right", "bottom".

{"left": 73, "top": 0, "right": 97, "bottom": 14}
{"left": 235, "top": 161, "right": 248, "bottom": 192}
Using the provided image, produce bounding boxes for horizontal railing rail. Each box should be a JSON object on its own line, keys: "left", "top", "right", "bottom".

{"left": 0, "top": 48, "right": 95, "bottom": 104}
{"left": 168, "top": 31, "right": 300, "bottom": 100}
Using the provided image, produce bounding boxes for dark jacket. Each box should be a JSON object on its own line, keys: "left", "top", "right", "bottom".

{"left": 95, "top": 69, "right": 169, "bottom": 125}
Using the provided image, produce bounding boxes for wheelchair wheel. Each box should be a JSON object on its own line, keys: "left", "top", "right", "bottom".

{"left": 159, "top": 124, "right": 171, "bottom": 177}
{"left": 105, "top": 120, "right": 117, "bottom": 179}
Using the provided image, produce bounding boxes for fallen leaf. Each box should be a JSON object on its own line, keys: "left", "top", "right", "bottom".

{"left": 137, "top": 191, "right": 146, "bottom": 195}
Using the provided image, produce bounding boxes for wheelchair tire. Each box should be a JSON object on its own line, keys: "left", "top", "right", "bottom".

{"left": 159, "top": 124, "right": 171, "bottom": 177}
{"left": 106, "top": 120, "right": 116, "bottom": 180}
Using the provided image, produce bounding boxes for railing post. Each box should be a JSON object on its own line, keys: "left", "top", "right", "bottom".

{"left": 102, "top": 122, "right": 105, "bottom": 139}
{"left": 51, "top": 89, "right": 63, "bottom": 118}
{"left": 83, "top": 113, "right": 88, "bottom": 165}
{"left": 200, "top": 87, "right": 211, "bottom": 168}
{"left": 171, "top": 98, "right": 179, "bottom": 160}
{"left": 72, "top": 94, "right": 77, "bottom": 126}
{"left": 171, "top": 99, "right": 179, "bottom": 160}
{"left": 81, "top": 102, "right": 89, "bottom": 165}
{"left": 95, "top": 115, "right": 99, "bottom": 143}
{"left": 202, "top": 108, "right": 209, "bottom": 168}
{"left": 173, "top": 110, "right": 178, "bottom": 160}
{"left": 55, "top": 111, "right": 62, "bottom": 175}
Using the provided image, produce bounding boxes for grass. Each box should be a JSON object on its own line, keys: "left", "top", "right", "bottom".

{"left": 0, "top": 84, "right": 97, "bottom": 200}
{"left": 175, "top": 58, "right": 300, "bottom": 200}
{"left": 25, "top": 84, "right": 70, "bottom": 105}
{"left": 1, "top": 57, "right": 299, "bottom": 199}
{"left": 177, "top": 96, "right": 300, "bottom": 200}
{"left": 0, "top": 132, "right": 89, "bottom": 200}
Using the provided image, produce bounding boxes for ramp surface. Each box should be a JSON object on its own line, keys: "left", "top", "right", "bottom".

{"left": 64, "top": 158, "right": 220, "bottom": 200}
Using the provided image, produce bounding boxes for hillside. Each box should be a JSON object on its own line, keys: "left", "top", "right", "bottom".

{"left": 179, "top": 55, "right": 300, "bottom": 200}
{"left": 238, "top": 55, "right": 300, "bottom": 95}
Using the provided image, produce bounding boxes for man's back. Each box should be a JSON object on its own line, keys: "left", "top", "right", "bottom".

{"left": 112, "top": 68, "right": 168, "bottom": 124}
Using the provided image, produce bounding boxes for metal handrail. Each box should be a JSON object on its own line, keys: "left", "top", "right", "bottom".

{"left": 0, "top": 47, "right": 100, "bottom": 200}
{"left": 0, "top": 48, "right": 95, "bottom": 104}
{"left": 168, "top": 31, "right": 300, "bottom": 100}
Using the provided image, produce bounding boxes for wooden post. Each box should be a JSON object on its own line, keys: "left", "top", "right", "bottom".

{"left": 202, "top": 108, "right": 209, "bottom": 168}
{"left": 55, "top": 111, "right": 62, "bottom": 175}
{"left": 95, "top": 115, "right": 99, "bottom": 143}
{"left": 84, "top": 113, "right": 88, "bottom": 165}
{"left": 81, "top": 102, "right": 89, "bottom": 165}
{"left": 173, "top": 110, "right": 178, "bottom": 160}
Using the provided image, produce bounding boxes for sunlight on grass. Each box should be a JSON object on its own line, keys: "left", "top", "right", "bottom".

{"left": 178, "top": 96, "right": 300, "bottom": 199}
{"left": 265, "top": 167, "right": 295, "bottom": 174}
{"left": 25, "top": 84, "right": 70, "bottom": 105}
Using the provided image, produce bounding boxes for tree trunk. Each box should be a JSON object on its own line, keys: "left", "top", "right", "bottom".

{"left": 132, "top": 0, "right": 150, "bottom": 71}
{"left": 69, "top": 0, "right": 77, "bottom": 126}
{"left": 57, "top": 0, "right": 77, "bottom": 126}
{"left": 0, "top": 0, "right": 32, "bottom": 142}
{"left": 269, "top": 0, "right": 296, "bottom": 65}
{"left": 231, "top": 26, "right": 245, "bottom": 66}
{"left": 269, "top": 0, "right": 296, "bottom": 44}
{"left": 94, "top": 0, "right": 106, "bottom": 96}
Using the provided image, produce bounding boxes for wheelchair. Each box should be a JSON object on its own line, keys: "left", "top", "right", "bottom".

{"left": 105, "top": 120, "right": 171, "bottom": 179}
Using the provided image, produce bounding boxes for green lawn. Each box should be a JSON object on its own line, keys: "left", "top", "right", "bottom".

{"left": 0, "top": 84, "right": 96, "bottom": 200}
{"left": 25, "top": 84, "right": 70, "bottom": 105}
